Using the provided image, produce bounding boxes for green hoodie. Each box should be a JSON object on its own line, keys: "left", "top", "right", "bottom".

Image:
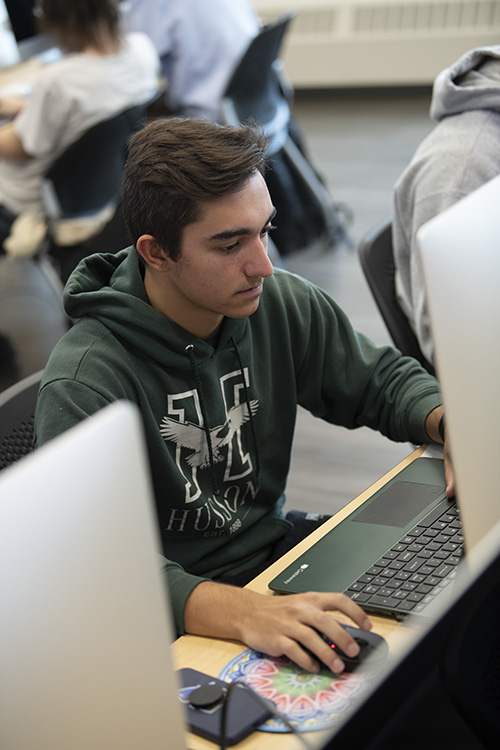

{"left": 35, "top": 247, "right": 442, "bottom": 634}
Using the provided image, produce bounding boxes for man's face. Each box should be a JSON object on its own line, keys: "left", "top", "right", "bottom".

{"left": 161, "top": 171, "right": 275, "bottom": 339}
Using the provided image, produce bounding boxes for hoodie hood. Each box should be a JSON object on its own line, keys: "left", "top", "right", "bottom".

{"left": 64, "top": 247, "right": 248, "bottom": 370}
{"left": 64, "top": 246, "right": 258, "bottom": 502}
{"left": 431, "top": 44, "right": 500, "bottom": 122}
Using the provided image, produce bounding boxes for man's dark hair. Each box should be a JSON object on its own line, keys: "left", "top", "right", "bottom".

{"left": 38, "top": 0, "right": 122, "bottom": 52}
{"left": 122, "top": 118, "right": 269, "bottom": 260}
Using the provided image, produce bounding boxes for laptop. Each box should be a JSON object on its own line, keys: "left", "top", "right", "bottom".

{"left": 0, "top": 402, "right": 187, "bottom": 750}
{"left": 270, "top": 173, "right": 500, "bottom": 620}
{"left": 269, "top": 455, "right": 457, "bottom": 619}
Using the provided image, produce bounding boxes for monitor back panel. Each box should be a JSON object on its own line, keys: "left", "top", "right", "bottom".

{"left": 418, "top": 173, "right": 500, "bottom": 553}
{"left": 0, "top": 402, "right": 186, "bottom": 750}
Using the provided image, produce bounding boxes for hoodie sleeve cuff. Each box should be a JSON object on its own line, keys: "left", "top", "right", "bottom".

{"left": 408, "top": 392, "right": 443, "bottom": 445}
{"left": 159, "top": 555, "right": 210, "bottom": 638}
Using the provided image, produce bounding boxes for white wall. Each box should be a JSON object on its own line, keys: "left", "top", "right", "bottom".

{"left": 254, "top": 0, "right": 500, "bottom": 87}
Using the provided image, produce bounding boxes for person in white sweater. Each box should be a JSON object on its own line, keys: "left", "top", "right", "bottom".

{"left": 0, "top": 0, "right": 160, "bottom": 249}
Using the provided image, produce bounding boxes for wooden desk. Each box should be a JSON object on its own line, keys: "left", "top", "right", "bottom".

{"left": 173, "top": 446, "right": 426, "bottom": 749}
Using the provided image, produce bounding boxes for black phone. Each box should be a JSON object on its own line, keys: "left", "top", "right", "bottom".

{"left": 177, "top": 667, "right": 273, "bottom": 746}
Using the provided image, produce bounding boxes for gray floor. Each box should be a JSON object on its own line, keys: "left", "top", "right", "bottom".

{"left": 281, "top": 87, "right": 435, "bottom": 516}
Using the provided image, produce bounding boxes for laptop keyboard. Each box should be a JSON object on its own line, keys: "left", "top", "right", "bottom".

{"left": 345, "top": 497, "right": 463, "bottom": 618}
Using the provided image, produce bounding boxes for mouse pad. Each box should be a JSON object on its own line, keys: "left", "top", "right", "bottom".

{"left": 217, "top": 649, "right": 375, "bottom": 733}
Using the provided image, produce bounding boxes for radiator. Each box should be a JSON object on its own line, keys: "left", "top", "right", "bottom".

{"left": 254, "top": 0, "right": 500, "bottom": 87}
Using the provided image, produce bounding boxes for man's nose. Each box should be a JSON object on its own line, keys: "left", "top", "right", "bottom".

{"left": 246, "top": 235, "right": 274, "bottom": 278}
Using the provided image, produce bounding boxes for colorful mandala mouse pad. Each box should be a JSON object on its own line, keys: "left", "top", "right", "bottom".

{"left": 218, "top": 649, "right": 374, "bottom": 733}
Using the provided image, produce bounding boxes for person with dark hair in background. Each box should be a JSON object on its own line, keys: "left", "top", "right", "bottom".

{"left": 35, "top": 117, "right": 452, "bottom": 673}
{"left": 0, "top": 0, "right": 159, "bottom": 251}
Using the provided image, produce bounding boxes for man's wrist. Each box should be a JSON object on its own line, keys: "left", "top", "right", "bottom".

{"left": 184, "top": 580, "right": 255, "bottom": 641}
{"left": 438, "top": 413, "right": 446, "bottom": 443}
{"left": 425, "top": 406, "right": 445, "bottom": 444}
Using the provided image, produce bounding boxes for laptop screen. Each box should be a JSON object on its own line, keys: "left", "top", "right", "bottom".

{"left": 3, "top": 0, "right": 36, "bottom": 43}
{"left": 1, "top": 0, "right": 56, "bottom": 62}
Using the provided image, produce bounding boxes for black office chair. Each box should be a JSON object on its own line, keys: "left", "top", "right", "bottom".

{"left": 0, "top": 369, "right": 43, "bottom": 471}
{"left": 220, "top": 12, "right": 352, "bottom": 258}
{"left": 41, "top": 99, "right": 155, "bottom": 283}
{"left": 0, "top": 257, "right": 67, "bottom": 393}
{"left": 358, "top": 217, "right": 435, "bottom": 376}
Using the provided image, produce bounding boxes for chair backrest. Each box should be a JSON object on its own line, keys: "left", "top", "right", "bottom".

{"left": 225, "top": 11, "right": 295, "bottom": 102}
{"left": 0, "top": 369, "right": 44, "bottom": 471}
{"left": 42, "top": 100, "right": 152, "bottom": 220}
{"left": 220, "top": 12, "right": 295, "bottom": 154}
{"left": 0, "top": 257, "right": 66, "bottom": 392}
{"left": 358, "top": 218, "right": 435, "bottom": 375}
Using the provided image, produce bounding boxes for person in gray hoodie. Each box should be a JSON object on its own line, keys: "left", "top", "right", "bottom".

{"left": 393, "top": 45, "right": 500, "bottom": 368}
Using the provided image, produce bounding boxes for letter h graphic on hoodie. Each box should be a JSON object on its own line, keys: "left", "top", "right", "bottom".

{"left": 159, "top": 361, "right": 260, "bottom": 537}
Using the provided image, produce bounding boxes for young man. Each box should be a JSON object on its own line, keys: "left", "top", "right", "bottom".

{"left": 35, "top": 118, "right": 450, "bottom": 673}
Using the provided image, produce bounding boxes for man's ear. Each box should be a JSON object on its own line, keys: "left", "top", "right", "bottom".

{"left": 136, "top": 234, "right": 171, "bottom": 270}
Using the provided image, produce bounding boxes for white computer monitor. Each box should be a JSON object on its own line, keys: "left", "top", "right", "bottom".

{"left": 419, "top": 173, "right": 500, "bottom": 553}
{"left": 1, "top": 0, "right": 56, "bottom": 62}
{"left": 321, "top": 174, "right": 500, "bottom": 748}
{"left": 0, "top": 402, "right": 186, "bottom": 750}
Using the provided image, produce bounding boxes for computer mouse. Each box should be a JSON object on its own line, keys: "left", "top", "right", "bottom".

{"left": 305, "top": 624, "right": 389, "bottom": 672}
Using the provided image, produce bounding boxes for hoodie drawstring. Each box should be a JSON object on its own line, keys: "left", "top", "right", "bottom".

{"left": 231, "top": 337, "right": 260, "bottom": 481}
{"left": 184, "top": 340, "right": 260, "bottom": 500}
{"left": 184, "top": 343, "right": 221, "bottom": 498}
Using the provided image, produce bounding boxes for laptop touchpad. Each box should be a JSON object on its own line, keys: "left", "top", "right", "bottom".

{"left": 353, "top": 481, "right": 444, "bottom": 528}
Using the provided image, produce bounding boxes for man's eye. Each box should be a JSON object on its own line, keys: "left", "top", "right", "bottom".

{"left": 221, "top": 241, "right": 240, "bottom": 253}
{"left": 263, "top": 223, "right": 277, "bottom": 236}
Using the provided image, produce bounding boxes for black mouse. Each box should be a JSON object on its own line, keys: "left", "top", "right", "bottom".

{"left": 304, "top": 624, "right": 389, "bottom": 672}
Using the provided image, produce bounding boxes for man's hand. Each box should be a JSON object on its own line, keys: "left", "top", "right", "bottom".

{"left": 425, "top": 405, "right": 455, "bottom": 497}
{"left": 442, "top": 439, "right": 455, "bottom": 498}
{"left": 184, "top": 581, "right": 372, "bottom": 673}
